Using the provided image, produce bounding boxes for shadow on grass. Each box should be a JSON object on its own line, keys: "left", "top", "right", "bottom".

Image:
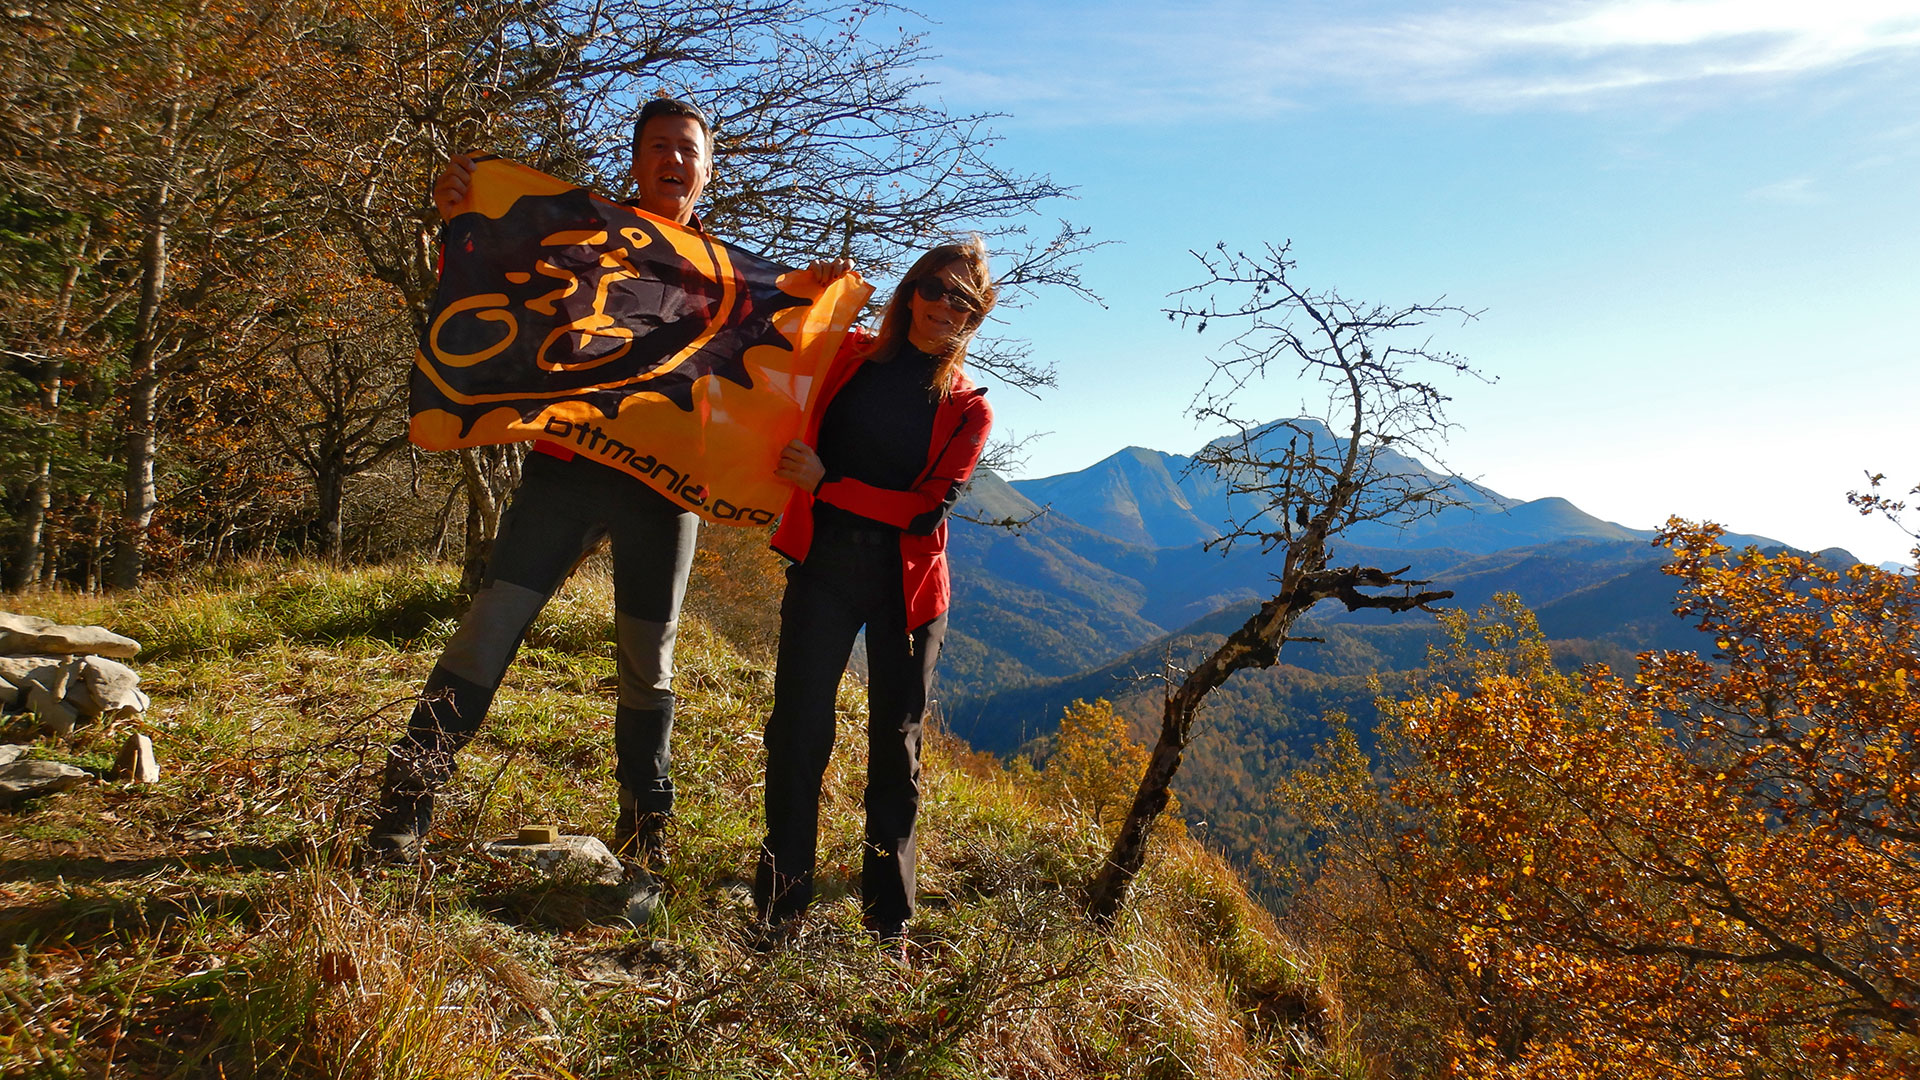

{"left": 474, "top": 881, "right": 636, "bottom": 932}
{"left": 0, "top": 838, "right": 311, "bottom": 887}
{"left": 0, "top": 876, "right": 268, "bottom": 948}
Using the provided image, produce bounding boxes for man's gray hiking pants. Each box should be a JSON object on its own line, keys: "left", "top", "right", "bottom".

{"left": 389, "top": 450, "right": 697, "bottom": 812}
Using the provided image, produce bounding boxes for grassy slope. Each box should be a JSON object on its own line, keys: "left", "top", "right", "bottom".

{"left": 0, "top": 561, "right": 1353, "bottom": 1079}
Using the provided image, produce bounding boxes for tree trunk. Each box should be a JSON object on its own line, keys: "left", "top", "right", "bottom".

{"left": 86, "top": 506, "right": 103, "bottom": 592}
{"left": 1086, "top": 712, "right": 1187, "bottom": 925}
{"left": 458, "top": 446, "right": 501, "bottom": 594}
{"left": 15, "top": 439, "right": 55, "bottom": 592}
{"left": 11, "top": 228, "right": 89, "bottom": 591}
{"left": 1084, "top": 559, "right": 1450, "bottom": 926}
{"left": 315, "top": 457, "right": 347, "bottom": 561}
{"left": 14, "top": 433, "right": 56, "bottom": 592}
{"left": 1086, "top": 617, "right": 1274, "bottom": 927}
{"left": 108, "top": 105, "right": 178, "bottom": 591}
{"left": 108, "top": 207, "right": 168, "bottom": 590}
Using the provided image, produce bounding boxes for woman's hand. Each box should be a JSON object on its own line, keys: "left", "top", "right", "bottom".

{"left": 433, "top": 153, "right": 477, "bottom": 221}
{"left": 806, "top": 258, "right": 853, "bottom": 286}
{"left": 775, "top": 439, "right": 825, "bottom": 492}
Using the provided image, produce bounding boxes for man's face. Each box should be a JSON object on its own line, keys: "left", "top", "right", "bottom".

{"left": 630, "top": 115, "right": 710, "bottom": 225}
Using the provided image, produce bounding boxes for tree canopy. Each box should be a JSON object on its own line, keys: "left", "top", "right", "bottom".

{"left": 0, "top": 0, "right": 1085, "bottom": 588}
{"left": 1286, "top": 521, "right": 1920, "bottom": 1078}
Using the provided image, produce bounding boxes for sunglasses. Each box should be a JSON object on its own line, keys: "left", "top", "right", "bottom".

{"left": 912, "top": 276, "right": 982, "bottom": 313}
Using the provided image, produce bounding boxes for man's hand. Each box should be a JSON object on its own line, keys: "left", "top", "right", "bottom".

{"left": 775, "top": 439, "right": 825, "bottom": 492}
{"left": 433, "top": 154, "right": 477, "bottom": 221}
{"left": 806, "top": 258, "right": 853, "bottom": 286}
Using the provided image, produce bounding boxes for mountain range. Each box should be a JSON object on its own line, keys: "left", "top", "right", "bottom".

{"left": 941, "top": 418, "right": 1793, "bottom": 724}
{"left": 938, "top": 420, "right": 1854, "bottom": 897}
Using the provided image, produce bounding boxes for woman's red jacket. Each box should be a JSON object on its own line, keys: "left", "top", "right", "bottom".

{"left": 770, "top": 337, "right": 993, "bottom": 632}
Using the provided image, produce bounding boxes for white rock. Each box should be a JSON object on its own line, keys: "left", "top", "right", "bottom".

{"left": 1, "top": 655, "right": 148, "bottom": 729}
{"left": 114, "top": 733, "right": 159, "bottom": 784}
{"left": 69, "top": 656, "right": 148, "bottom": 722}
{"left": 7, "top": 656, "right": 78, "bottom": 701}
{"left": 624, "top": 868, "right": 664, "bottom": 924}
{"left": 26, "top": 680, "right": 78, "bottom": 737}
{"left": 0, "top": 612, "right": 139, "bottom": 659}
{"left": 482, "top": 833, "right": 625, "bottom": 886}
{"left": 0, "top": 656, "right": 47, "bottom": 684}
{"left": 0, "top": 758, "right": 92, "bottom": 804}
{"left": 0, "top": 744, "right": 23, "bottom": 767}
{"left": 0, "top": 658, "right": 49, "bottom": 705}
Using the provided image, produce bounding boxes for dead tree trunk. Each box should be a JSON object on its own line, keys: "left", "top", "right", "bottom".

{"left": 1087, "top": 563, "right": 1450, "bottom": 926}
{"left": 1084, "top": 239, "right": 1479, "bottom": 928}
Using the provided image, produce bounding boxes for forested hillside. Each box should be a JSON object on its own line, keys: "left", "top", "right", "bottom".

{"left": 941, "top": 445, "right": 1860, "bottom": 901}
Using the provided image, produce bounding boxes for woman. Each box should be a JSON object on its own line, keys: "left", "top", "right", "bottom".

{"left": 755, "top": 238, "right": 997, "bottom": 949}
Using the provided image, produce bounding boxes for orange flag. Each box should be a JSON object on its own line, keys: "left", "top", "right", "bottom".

{"left": 409, "top": 155, "right": 872, "bottom": 527}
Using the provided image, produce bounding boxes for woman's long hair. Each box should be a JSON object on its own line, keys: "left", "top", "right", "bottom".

{"left": 860, "top": 237, "right": 996, "bottom": 399}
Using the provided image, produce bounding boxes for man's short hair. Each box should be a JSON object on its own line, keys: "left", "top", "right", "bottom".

{"left": 633, "top": 97, "right": 712, "bottom": 158}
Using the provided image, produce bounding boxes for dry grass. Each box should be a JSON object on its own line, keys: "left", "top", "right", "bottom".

{"left": 194, "top": 870, "right": 560, "bottom": 1079}
{"left": 0, "top": 558, "right": 1357, "bottom": 1078}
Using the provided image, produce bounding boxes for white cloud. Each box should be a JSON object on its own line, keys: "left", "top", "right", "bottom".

{"left": 930, "top": 0, "right": 1920, "bottom": 119}
{"left": 1746, "top": 176, "right": 1822, "bottom": 203}
{"left": 1405, "top": 0, "right": 1920, "bottom": 103}
{"left": 1500, "top": 0, "right": 1918, "bottom": 53}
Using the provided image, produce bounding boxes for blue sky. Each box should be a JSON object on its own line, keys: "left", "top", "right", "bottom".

{"left": 889, "top": 0, "right": 1920, "bottom": 564}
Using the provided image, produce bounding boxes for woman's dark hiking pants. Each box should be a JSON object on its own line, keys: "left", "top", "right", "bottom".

{"left": 755, "top": 526, "right": 946, "bottom": 935}
{"left": 379, "top": 452, "right": 696, "bottom": 832}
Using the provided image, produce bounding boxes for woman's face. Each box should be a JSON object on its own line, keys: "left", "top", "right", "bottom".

{"left": 905, "top": 262, "right": 977, "bottom": 354}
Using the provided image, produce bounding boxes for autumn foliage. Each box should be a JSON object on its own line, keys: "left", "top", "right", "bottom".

{"left": 1040, "top": 698, "right": 1180, "bottom": 834}
{"left": 1287, "top": 520, "right": 1919, "bottom": 1078}
{"left": 1, "top": 0, "right": 1083, "bottom": 589}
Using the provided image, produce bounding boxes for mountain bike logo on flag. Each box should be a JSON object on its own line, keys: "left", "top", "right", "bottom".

{"left": 409, "top": 155, "right": 871, "bottom": 526}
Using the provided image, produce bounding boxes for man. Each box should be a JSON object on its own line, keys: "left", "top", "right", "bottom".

{"left": 368, "top": 98, "right": 721, "bottom": 867}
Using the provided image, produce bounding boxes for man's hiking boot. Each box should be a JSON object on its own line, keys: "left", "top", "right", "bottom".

{"left": 363, "top": 750, "right": 437, "bottom": 863}
{"left": 362, "top": 826, "right": 425, "bottom": 863}
{"left": 612, "top": 787, "right": 669, "bottom": 872}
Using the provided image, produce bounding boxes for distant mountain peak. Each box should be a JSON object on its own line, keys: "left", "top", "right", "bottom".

{"left": 956, "top": 469, "right": 1043, "bottom": 522}
{"left": 1003, "top": 418, "right": 1798, "bottom": 558}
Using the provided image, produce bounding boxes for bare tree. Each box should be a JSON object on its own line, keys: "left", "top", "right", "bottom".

{"left": 1849, "top": 472, "right": 1920, "bottom": 564}
{"left": 257, "top": 294, "right": 416, "bottom": 559}
{"left": 1086, "top": 242, "right": 1477, "bottom": 927}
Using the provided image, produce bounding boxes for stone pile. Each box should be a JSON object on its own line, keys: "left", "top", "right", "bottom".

{"left": 0, "top": 612, "right": 148, "bottom": 736}
{"left": 0, "top": 611, "right": 155, "bottom": 806}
